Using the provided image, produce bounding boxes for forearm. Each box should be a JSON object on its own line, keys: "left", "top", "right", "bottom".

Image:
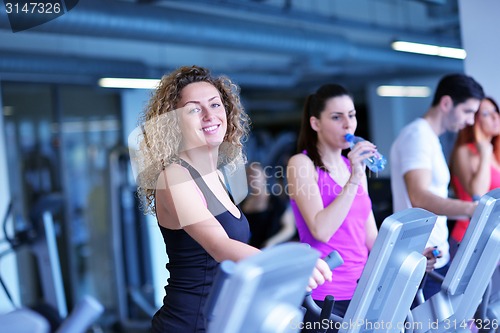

{"left": 365, "top": 213, "right": 378, "bottom": 250}
{"left": 410, "top": 191, "right": 476, "bottom": 218}
{"left": 209, "top": 239, "right": 260, "bottom": 263}
{"left": 311, "top": 182, "right": 359, "bottom": 242}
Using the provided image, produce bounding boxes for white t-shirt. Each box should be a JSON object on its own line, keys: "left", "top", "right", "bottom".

{"left": 390, "top": 118, "right": 450, "bottom": 268}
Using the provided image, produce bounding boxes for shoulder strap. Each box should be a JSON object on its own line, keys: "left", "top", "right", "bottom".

{"left": 178, "top": 159, "right": 228, "bottom": 214}
{"left": 218, "top": 166, "right": 235, "bottom": 203}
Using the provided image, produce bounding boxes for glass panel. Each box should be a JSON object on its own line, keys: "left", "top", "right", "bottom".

{"left": 58, "top": 86, "right": 121, "bottom": 312}
{"left": 1, "top": 83, "right": 60, "bottom": 307}
{"left": 2, "top": 83, "right": 124, "bottom": 330}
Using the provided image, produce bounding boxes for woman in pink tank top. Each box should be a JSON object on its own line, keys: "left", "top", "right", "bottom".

{"left": 286, "top": 83, "right": 379, "bottom": 330}
{"left": 449, "top": 97, "right": 500, "bottom": 251}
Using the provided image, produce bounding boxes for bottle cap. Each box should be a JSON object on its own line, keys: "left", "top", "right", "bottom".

{"left": 345, "top": 133, "right": 354, "bottom": 142}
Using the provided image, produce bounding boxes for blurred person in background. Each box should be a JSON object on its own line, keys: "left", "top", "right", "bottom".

{"left": 242, "top": 161, "right": 296, "bottom": 248}
{"left": 449, "top": 96, "right": 500, "bottom": 256}
{"left": 390, "top": 73, "right": 484, "bottom": 299}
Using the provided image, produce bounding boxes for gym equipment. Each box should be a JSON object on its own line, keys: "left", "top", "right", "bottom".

{"left": 1, "top": 307, "right": 49, "bottom": 333}
{"left": 301, "top": 251, "right": 344, "bottom": 333}
{"left": 411, "top": 188, "right": 500, "bottom": 333}
{"left": 206, "top": 242, "right": 319, "bottom": 333}
{"left": 305, "top": 208, "right": 436, "bottom": 333}
{"left": 2, "top": 194, "right": 67, "bottom": 326}
{"left": 341, "top": 208, "right": 436, "bottom": 333}
{"left": 109, "top": 147, "right": 157, "bottom": 330}
{"left": 0, "top": 195, "right": 104, "bottom": 332}
{"left": 207, "top": 207, "right": 437, "bottom": 333}
{"left": 0, "top": 295, "right": 104, "bottom": 333}
{"left": 32, "top": 197, "right": 68, "bottom": 320}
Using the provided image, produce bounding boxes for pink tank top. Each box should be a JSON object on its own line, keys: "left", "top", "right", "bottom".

{"left": 290, "top": 155, "right": 372, "bottom": 301}
{"left": 451, "top": 144, "right": 500, "bottom": 242}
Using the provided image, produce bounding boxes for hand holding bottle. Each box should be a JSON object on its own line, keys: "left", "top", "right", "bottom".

{"left": 345, "top": 139, "right": 376, "bottom": 183}
{"left": 345, "top": 134, "right": 387, "bottom": 173}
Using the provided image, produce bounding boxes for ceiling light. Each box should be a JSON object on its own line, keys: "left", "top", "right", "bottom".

{"left": 98, "top": 78, "right": 160, "bottom": 89}
{"left": 3, "top": 106, "right": 14, "bottom": 116}
{"left": 377, "top": 85, "right": 431, "bottom": 98}
{"left": 391, "top": 41, "right": 466, "bottom": 60}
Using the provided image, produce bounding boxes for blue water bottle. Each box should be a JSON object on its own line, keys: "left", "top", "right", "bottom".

{"left": 345, "top": 133, "right": 387, "bottom": 173}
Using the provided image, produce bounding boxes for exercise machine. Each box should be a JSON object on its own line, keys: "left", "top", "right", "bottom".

{"left": 108, "top": 146, "right": 157, "bottom": 330}
{"left": 307, "top": 208, "right": 436, "bottom": 333}
{"left": 206, "top": 242, "right": 319, "bottom": 333}
{"left": 0, "top": 195, "right": 104, "bottom": 332}
{"left": 207, "top": 207, "right": 437, "bottom": 333}
{"left": 411, "top": 188, "right": 500, "bottom": 333}
{"left": 1, "top": 295, "right": 104, "bottom": 333}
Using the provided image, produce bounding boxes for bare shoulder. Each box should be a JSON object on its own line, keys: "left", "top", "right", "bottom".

{"left": 288, "top": 153, "right": 314, "bottom": 168}
{"left": 453, "top": 144, "right": 478, "bottom": 164}
{"left": 287, "top": 153, "right": 316, "bottom": 182}
{"left": 163, "top": 163, "right": 192, "bottom": 182}
{"left": 456, "top": 144, "right": 474, "bottom": 157}
{"left": 156, "top": 163, "right": 201, "bottom": 229}
{"left": 453, "top": 144, "right": 479, "bottom": 170}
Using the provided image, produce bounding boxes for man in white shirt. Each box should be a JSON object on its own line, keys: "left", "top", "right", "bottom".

{"left": 390, "top": 73, "right": 484, "bottom": 299}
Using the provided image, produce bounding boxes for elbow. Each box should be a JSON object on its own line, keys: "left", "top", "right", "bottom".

{"left": 316, "top": 235, "right": 331, "bottom": 243}
{"left": 208, "top": 250, "right": 224, "bottom": 263}
{"left": 308, "top": 214, "right": 334, "bottom": 243}
{"left": 205, "top": 243, "right": 227, "bottom": 263}
{"left": 366, "top": 236, "right": 376, "bottom": 251}
{"left": 408, "top": 192, "right": 426, "bottom": 209}
{"left": 310, "top": 227, "right": 331, "bottom": 243}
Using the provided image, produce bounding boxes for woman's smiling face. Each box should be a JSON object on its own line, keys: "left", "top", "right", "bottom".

{"left": 177, "top": 81, "right": 227, "bottom": 151}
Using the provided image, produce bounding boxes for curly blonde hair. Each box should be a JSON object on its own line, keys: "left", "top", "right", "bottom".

{"left": 135, "top": 65, "right": 250, "bottom": 214}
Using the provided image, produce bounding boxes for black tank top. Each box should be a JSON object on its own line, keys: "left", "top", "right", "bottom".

{"left": 151, "top": 160, "right": 250, "bottom": 333}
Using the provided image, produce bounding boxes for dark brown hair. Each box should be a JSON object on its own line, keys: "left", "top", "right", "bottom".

{"left": 297, "top": 83, "right": 352, "bottom": 169}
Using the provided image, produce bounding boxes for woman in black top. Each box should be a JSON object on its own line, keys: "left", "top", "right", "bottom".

{"left": 134, "top": 65, "right": 332, "bottom": 332}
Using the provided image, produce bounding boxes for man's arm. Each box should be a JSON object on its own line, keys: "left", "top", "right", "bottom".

{"left": 404, "top": 168, "right": 476, "bottom": 217}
